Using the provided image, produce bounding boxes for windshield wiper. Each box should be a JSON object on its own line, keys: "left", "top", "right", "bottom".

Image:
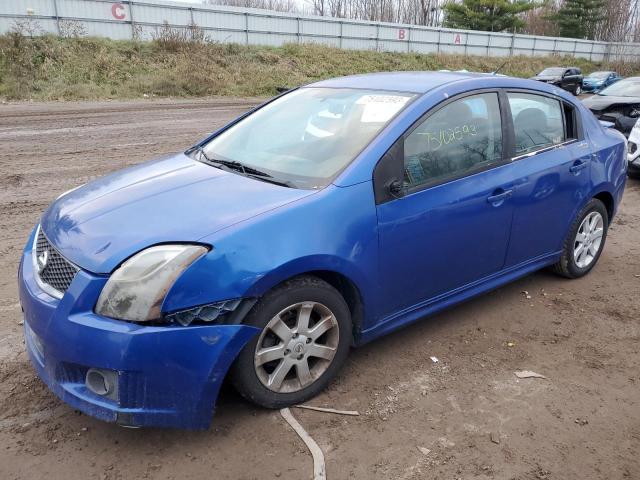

{"left": 244, "top": 173, "right": 295, "bottom": 188}
{"left": 193, "top": 145, "right": 293, "bottom": 187}
{"left": 213, "top": 159, "right": 274, "bottom": 178}
{"left": 194, "top": 146, "right": 272, "bottom": 177}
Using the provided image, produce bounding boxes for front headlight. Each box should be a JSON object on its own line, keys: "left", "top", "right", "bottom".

{"left": 96, "top": 244, "right": 208, "bottom": 322}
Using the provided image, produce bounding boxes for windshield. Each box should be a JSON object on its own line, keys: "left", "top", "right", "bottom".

{"left": 598, "top": 79, "right": 640, "bottom": 97}
{"left": 539, "top": 68, "right": 564, "bottom": 76}
{"left": 588, "top": 71, "right": 610, "bottom": 79}
{"left": 199, "top": 88, "right": 415, "bottom": 189}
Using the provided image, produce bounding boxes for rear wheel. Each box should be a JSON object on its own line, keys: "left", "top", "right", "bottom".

{"left": 230, "top": 276, "right": 351, "bottom": 408}
{"left": 552, "top": 198, "right": 608, "bottom": 278}
{"left": 574, "top": 84, "right": 582, "bottom": 96}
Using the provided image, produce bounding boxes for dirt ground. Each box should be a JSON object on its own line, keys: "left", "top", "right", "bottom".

{"left": 0, "top": 99, "right": 639, "bottom": 480}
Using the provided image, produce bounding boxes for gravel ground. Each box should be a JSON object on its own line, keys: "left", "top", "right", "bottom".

{"left": 0, "top": 98, "right": 639, "bottom": 480}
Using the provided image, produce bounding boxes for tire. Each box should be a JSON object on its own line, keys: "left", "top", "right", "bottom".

{"left": 574, "top": 84, "right": 582, "bottom": 96}
{"left": 230, "top": 276, "right": 351, "bottom": 409}
{"left": 551, "top": 198, "right": 608, "bottom": 279}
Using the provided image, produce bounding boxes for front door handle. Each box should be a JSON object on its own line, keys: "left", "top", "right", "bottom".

{"left": 487, "top": 189, "right": 513, "bottom": 205}
{"left": 569, "top": 160, "right": 588, "bottom": 174}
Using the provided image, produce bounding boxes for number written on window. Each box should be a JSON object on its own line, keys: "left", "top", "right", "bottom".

{"left": 403, "top": 93, "right": 503, "bottom": 188}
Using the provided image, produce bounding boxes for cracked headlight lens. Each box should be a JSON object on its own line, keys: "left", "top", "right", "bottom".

{"left": 96, "top": 244, "right": 208, "bottom": 322}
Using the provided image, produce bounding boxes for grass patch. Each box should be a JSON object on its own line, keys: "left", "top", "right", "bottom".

{"left": 1, "top": 32, "right": 638, "bottom": 101}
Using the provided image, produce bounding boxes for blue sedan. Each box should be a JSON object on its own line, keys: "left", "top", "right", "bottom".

{"left": 19, "top": 72, "right": 627, "bottom": 429}
{"left": 583, "top": 71, "right": 622, "bottom": 93}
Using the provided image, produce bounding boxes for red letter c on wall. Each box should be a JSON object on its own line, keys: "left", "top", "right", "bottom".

{"left": 111, "top": 3, "right": 126, "bottom": 20}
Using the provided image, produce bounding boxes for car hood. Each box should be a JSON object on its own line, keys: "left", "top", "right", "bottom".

{"left": 531, "top": 75, "right": 560, "bottom": 82}
{"left": 582, "top": 95, "right": 640, "bottom": 111}
{"left": 40, "top": 153, "right": 315, "bottom": 274}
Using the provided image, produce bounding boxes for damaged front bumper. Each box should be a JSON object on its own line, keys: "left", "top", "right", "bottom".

{"left": 18, "top": 242, "right": 259, "bottom": 430}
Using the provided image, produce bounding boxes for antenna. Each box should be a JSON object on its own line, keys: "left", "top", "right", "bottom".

{"left": 492, "top": 60, "right": 509, "bottom": 76}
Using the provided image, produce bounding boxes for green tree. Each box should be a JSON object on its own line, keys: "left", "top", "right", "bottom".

{"left": 443, "top": 0, "right": 541, "bottom": 32}
{"left": 555, "top": 0, "right": 606, "bottom": 39}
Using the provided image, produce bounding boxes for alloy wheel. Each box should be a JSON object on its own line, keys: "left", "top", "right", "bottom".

{"left": 574, "top": 211, "right": 604, "bottom": 268}
{"left": 254, "top": 301, "right": 339, "bottom": 393}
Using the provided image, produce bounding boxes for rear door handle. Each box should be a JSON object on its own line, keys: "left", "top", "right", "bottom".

{"left": 487, "top": 189, "right": 513, "bottom": 204}
{"left": 569, "top": 160, "right": 588, "bottom": 174}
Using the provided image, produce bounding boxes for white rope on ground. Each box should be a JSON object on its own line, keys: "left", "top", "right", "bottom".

{"left": 280, "top": 407, "right": 326, "bottom": 480}
{"left": 293, "top": 404, "right": 360, "bottom": 416}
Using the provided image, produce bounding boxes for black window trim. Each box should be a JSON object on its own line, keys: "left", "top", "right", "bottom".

{"left": 504, "top": 88, "right": 584, "bottom": 162}
{"left": 373, "top": 88, "right": 511, "bottom": 204}
{"left": 373, "top": 87, "right": 585, "bottom": 205}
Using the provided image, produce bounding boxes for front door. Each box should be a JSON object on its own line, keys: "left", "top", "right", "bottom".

{"left": 376, "top": 92, "right": 515, "bottom": 319}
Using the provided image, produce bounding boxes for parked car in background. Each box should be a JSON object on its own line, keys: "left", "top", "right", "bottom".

{"left": 530, "top": 67, "right": 583, "bottom": 95}
{"left": 19, "top": 72, "right": 627, "bottom": 429}
{"left": 582, "top": 77, "right": 640, "bottom": 137}
{"left": 628, "top": 119, "right": 640, "bottom": 178}
{"left": 582, "top": 71, "right": 622, "bottom": 93}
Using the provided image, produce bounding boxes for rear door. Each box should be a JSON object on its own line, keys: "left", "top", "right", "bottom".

{"left": 375, "top": 92, "right": 515, "bottom": 318}
{"left": 504, "top": 92, "right": 591, "bottom": 267}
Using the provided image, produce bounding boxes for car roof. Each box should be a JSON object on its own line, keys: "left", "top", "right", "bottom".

{"left": 307, "top": 71, "right": 489, "bottom": 94}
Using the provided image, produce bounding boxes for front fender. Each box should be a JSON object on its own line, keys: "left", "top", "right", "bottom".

{"left": 163, "top": 181, "right": 381, "bottom": 325}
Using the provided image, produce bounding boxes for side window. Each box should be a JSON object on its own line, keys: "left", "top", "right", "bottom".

{"left": 403, "top": 93, "right": 503, "bottom": 188}
{"left": 507, "top": 93, "right": 565, "bottom": 155}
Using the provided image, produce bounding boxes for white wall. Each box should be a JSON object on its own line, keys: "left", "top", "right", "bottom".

{"left": 1, "top": 0, "right": 638, "bottom": 61}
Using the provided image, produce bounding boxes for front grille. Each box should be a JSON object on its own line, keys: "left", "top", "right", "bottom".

{"left": 34, "top": 228, "right": 79, "bottom": 295}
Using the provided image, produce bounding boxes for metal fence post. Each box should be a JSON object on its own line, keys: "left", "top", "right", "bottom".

{"left": 339, "top": 20, "right": 343, "bottom": 49}
{"left": 509, "top": 32, "right": 515, "bottom": 57}
{"left": 407, "top": 26, "right": 411, "bottom": 53}
{"left": 436, "top": 29, "right": 441, "bottom": 53}
{"left": 376, "top": 24, "right": 380, "bottom": 51}
{"left": 297, "top": 17, "right": 300, "bottom": 44}
{"left": 244, "top": 12, "right": 249, "bottom": 45}
{"left": 129, "top": 0, "right": 136, "bottom": 40}
{"left": 589, "top": 41, "right": 594, "bottom": 62}
{"left": 532, "top": 36, "right": 536, "bottom": 56}
{"left": 52, "top": 0, "right": 60, "bottom": 34}
{"left": 189, "top": 6, "right": 194, "bottom": 26}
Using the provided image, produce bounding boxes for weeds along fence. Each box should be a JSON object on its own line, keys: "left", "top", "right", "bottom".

{"left": 1, "top": 0, "right": 639, "bottom": 62}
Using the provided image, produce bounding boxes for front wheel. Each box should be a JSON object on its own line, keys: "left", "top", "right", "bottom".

{"left": 551, "top": 198, "right": 608, "bottom": 278}
{"left": 230, "top": 276, "right": 351, "bottom": 408}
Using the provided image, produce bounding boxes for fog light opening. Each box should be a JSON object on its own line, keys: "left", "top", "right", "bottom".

{"left": 86, "top": 368, "right": 112, "bottom": 396}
